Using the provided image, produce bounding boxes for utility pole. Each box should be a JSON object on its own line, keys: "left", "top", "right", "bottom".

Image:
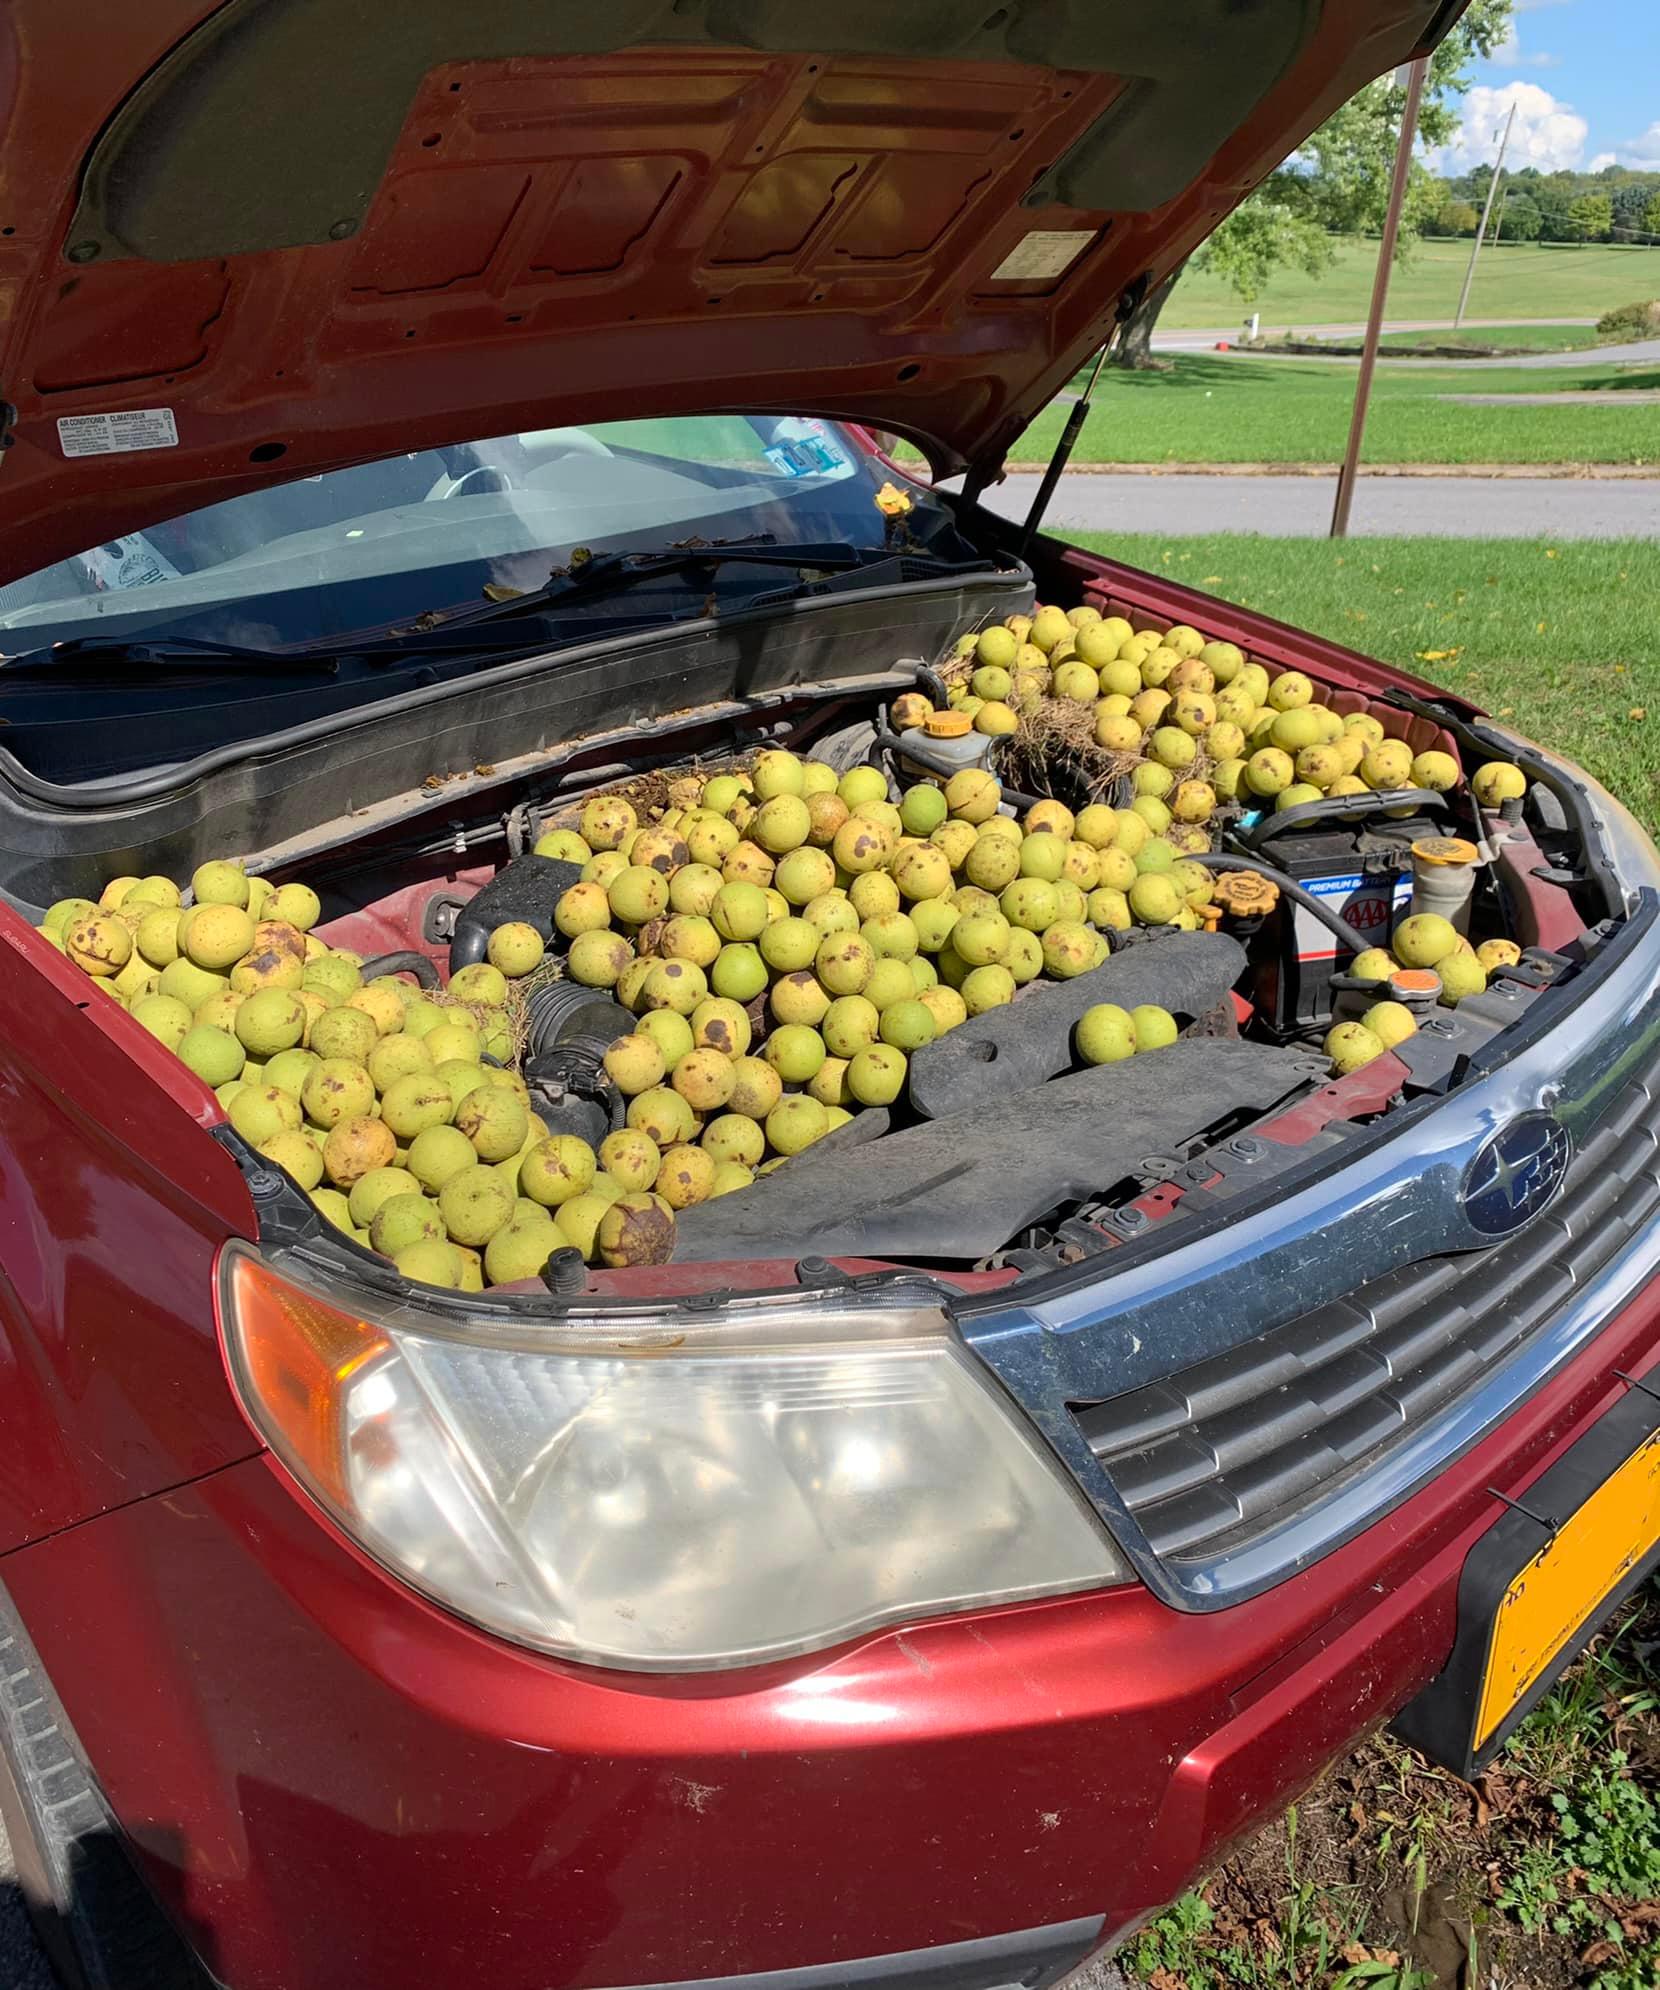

{"left": 1455, "top": 100, "right": 1517, "bottom": 327}
{"left": 1331, "top": 58, "right": 1428, "bottom": 540}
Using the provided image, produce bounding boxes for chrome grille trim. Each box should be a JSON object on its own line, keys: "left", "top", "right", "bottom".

{"left": 1075, "top": 1066, "right": 1658, "bottom": 1568}
{"left": 957, "top": 893, "right": 1660, "bottom": 1609}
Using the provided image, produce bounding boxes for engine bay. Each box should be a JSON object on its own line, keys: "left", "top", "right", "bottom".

{"left": 28, "top": 580, "right": 1605, "bottom": 1297}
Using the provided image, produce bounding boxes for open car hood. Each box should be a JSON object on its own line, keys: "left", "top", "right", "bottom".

{"left": 0, "top": 0, "right": 1461, "bottom": 583}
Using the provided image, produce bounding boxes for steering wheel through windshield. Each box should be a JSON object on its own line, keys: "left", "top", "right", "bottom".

{"left": 433, "top": 464, "right": 515, "bottom": 499}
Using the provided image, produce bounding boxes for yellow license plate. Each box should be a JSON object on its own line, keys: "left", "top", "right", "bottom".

{"left": 1476, "top": 1426, "right": 1660, "bottom": 1750}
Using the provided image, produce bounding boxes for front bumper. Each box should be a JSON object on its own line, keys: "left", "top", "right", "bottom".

{"left": 569, "top": 1918, "right": 1105, "bottom": 1990}
{"left": 7, "top": 1263, "right": 1660, "bottom": 1990}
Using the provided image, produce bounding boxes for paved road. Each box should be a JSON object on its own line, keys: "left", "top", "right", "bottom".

{"left": 1445, "top": 389, "right": 1660, "bottom": 405}
{"left": 980, "top": 470, "right": 1660, "bottom": 539}
{"left": 1153, "top": 318, "right": 1598, "bottom": 349}
{"left": 1152, "top": 323, "right": 1660, "bottom": 370}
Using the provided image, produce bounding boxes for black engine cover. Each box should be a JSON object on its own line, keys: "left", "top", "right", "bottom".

{"left": 907, "top": 931, "right": 1246, "bottom": 1121}
{"left": 672, "top": 1038, "right": 1314, "bottom": 1263}
{"left": 448, "top": 853, "right": 584, "bottom": 970}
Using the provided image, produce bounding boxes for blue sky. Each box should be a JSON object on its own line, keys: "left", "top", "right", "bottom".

{"left": 1422, "top": 0, "right": 1660, "bottom": 176}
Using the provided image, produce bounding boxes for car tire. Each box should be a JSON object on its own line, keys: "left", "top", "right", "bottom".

{"left": 0, "top": 1580, "right": 217, "bottom": 1990}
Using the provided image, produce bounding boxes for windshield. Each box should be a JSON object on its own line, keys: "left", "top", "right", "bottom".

{"left": 0, "top": 415, "right": 954, "bottom": 654}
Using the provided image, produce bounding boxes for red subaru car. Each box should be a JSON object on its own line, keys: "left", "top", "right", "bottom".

{"left": 2, "top": 4, "right": 1658, "bottom": 1988}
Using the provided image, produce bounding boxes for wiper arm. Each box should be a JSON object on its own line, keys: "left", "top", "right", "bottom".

{"left": 746, "top": 548, "right": 999, "bottom": 610}
{"left": 1, "top": 633, "right": 339, "bottom": 672}
{"left": 385, "top": 537, "right": 1002, "bottom": 650}
{"left": 391, "top": 535, "right": 874, "bottom": 638}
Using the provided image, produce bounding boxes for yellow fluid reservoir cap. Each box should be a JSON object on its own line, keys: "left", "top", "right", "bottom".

{"left": 1211, "top": 869, "right": 1279, "bottom": 918}
{"left": 924, "top": 709, "right": 973, "bottom": 739}
{"left": 1411, "top": 836, "right": 1481, "bottom": 867}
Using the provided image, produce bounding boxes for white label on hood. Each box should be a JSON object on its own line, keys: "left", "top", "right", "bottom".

{"left": 989, "top": 231, "right": 1095, "bottom": 281}
{"left": 56, "top": 407, "right": 179, "bottom": 457}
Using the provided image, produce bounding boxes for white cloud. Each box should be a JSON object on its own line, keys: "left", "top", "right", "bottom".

{"left": 1596, "top": 121, "right": 1660, "bottom": 170}
{"left": 1490, "top": 24, "right": 1560, "bottom": 68}
{"left": 1422, "top": 82, "right": 1588, "bottom": 174}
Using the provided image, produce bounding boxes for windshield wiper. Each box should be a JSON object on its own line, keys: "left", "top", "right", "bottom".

{"left": 1, "top": 633, "right": 340, "bottom": 672}
{"left": 389, "top": 535, "right": 868, "bottom": 638}
{"left": 1, "top": 539, "right": 1002, "bottom": 675}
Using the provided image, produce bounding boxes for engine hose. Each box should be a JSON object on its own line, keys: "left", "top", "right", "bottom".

{"left": 356, "top": 949, "right": 442, "bottom": 987}
{"left": 1195, "top": 852, "right": 1372, "bottom": 955}
{"left": 912, "top": 659, "right": 951, "bottom": 709}
{"left": 526, "top": 1034, "right": 630, "bottom": 1134}
{"left": 866, "top": 726, "right": 1044, "bottom": 811}
{"left": 1232, "top": 787, "right": 1449, "bottom": 853}
{"left": 446, "top": 924, "right": 488, "bottom": 972}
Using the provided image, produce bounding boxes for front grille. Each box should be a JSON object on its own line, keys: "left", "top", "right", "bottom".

{"left": 1073, "top": 1057, "right": 1660, "bottom": 1569}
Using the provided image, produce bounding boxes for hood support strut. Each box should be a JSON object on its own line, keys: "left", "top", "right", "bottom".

{"left": 1016, "top": 339, "right": 1111, "bottom": 558}
{"left": 1015, "top": 274, "right": 1146, "bottom": 556}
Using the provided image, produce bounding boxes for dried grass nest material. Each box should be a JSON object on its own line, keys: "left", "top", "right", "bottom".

{"left": 540, "top": 754, "right": 753, "bottom": 837}
{"left": 491, "top": 961, "right": 544, "bottom": 1064}
{"left": 993, "top": 697, "right": 1141, "bottom": 806}
{"left": 936, "top": 654, "right": 1217, "bottom": 809}
{"left": 996, "top": 695, "right": 1218, "bottom": 809}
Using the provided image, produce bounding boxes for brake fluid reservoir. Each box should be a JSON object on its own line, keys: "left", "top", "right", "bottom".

{"left": 1410, "top": 836, "right": 1482, "bottom": 933}
{"left": 897, "top": 709, "right": 996, "bottom": 783}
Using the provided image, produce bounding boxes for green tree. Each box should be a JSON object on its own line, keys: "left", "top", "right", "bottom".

{"left": 1642, "top": 191, "right": 1660, "bottom": 241}
{"left": 1113, "top": 0, "right": 1513, "bottom": 357}
{"left": 1498, "top": 191, "right": 1542, "bottom": 241}
{"left": 1567, "top": 192, "right": 1614, "bottom": 241}
{"left": 1611, "top": 182, "right": 1655, "bottom": 238}
{"left": 1417, "top": 175, "right": 1455, "bottom": 229}
{"left": 1435, "top": 199, "right": 1482, "bottom": 236}
{"left": 1276, "top": 0, "right": 1515, "bottom": 238}
{"left": 1190, "top": 201, "right": 1334, "bottom": 310}
{"left": 1532, "top": 180, "right": 1577, "bottom": 240}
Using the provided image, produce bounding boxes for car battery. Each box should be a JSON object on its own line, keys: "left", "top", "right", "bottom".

{"left": 1240, "top": 814, "right": 1438, "bottom": 1038}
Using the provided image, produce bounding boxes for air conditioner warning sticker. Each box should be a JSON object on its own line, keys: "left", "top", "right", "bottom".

{"left": 57, "top": 408, "right": 179, "bottom": 458}
{"left": 989, "top": 231, "right": 1096, "bottom": 282}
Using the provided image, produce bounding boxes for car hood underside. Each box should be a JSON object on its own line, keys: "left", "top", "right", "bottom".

{"left": 0, "top": 0, "right": 1459, "bottom": 582}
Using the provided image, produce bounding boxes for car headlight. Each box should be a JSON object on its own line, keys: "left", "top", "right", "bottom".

{"left": 218, "top": 1245, "right": 1126, "bottom": 1671}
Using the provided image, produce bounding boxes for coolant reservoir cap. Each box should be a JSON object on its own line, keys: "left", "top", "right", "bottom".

{"left": 923, "top": 709, "right": 973, "bottom": 739}
{"left": 1410, "top": 836, "right": 1480, "bottom": 867}
{"left": 1211, "top": 869, "right": 1279, "bottom": 918}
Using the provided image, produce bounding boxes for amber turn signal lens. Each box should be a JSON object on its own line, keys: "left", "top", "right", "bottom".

{"left": 220, "top": 1252, "right": 389, "bottom": 1504}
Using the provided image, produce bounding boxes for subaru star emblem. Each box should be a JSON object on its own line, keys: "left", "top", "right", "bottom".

{"left": 1462, "top": 1114, "right": 1574, "bottom": 1237}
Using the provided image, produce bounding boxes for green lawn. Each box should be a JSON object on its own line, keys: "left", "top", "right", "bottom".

{"left": 1008, "top": 353, "right": 1660, "bottom": 465}
{"left": 1125, "top": 1593, "right": 1660, "bottom": 1990}
{"left": 1162, "top": 236, "right": 1660, "bottom": 330}
{"left": 1068, "top": 532, "right": 1659, "bottom": 831}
